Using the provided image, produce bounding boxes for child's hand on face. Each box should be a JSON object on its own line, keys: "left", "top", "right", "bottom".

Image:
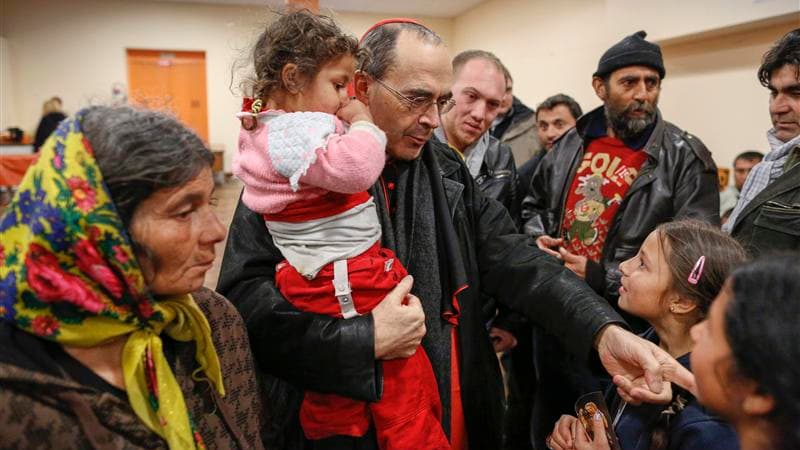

{"left": 336, "top": 99, "right": 373, "bottom": 124}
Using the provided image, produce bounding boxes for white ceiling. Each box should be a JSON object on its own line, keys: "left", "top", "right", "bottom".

{"left": 151, "top": 0, "right": 486, "bottom": 18}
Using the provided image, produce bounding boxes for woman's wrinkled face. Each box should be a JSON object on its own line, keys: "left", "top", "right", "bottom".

{"left": 128, "top": 167, "right": 226, "bottom": 296}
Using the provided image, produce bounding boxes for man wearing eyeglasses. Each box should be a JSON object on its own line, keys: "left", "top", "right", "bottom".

{"left": 220, "top": 19, "right": 697, "bottom": 450}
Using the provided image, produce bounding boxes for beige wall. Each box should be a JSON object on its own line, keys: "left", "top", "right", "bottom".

{"left": 604, "top": 0, "right": 798, "bottom": 41}
{"left": 453, "top": 0, "right": 799, "bottom": 169}
{"left": 1, "top": 36, "right": 17, "bottom": 133}
{"left": 658, "top": 21, "right": 796, "bottom": 165}
{"left": 2, "top": 0, "right": 798, "bottom": 171}
{"left": 0, "top": 0, "right": 452, "bottom": 169}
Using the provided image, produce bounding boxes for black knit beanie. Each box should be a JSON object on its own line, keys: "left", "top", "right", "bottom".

{"left": 594, "top": 30, "right": 665, "bottom": 79}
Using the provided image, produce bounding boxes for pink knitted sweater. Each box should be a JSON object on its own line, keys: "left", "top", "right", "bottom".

{"left": 234, "top": 110, "right": 387, "bottom": 214}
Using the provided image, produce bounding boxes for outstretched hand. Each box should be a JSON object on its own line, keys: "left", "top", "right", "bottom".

{"left": 596, "top": 325, "right": 697, "bottom": 405}
{"left": 536, "top": 235, "right": 563, "bottom": 258}
{"left": 559, "top": 247, "right": 587, "bottom": 279}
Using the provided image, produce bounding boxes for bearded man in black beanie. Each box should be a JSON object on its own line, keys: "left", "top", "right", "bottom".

{"left": 520, "top": 30, "right": 720, "bottom": 449}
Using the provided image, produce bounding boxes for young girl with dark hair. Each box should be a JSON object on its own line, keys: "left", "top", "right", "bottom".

{"left": 547, "top": 220, "right": 745, "bottom": 450}
{"left": 691, "top": 255, "right": 800, "bottom": 450}
{"left": 233, "top": 10, "right": 449, "bottom": 450}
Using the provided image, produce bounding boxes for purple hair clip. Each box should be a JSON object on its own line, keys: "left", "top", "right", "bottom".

{"left": 688, "top": 255, "right": 706, "bottom": 285}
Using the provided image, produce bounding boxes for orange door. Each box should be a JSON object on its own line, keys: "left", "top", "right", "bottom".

{"left": 127, "top": 49, "right": 209, "bottom": 143}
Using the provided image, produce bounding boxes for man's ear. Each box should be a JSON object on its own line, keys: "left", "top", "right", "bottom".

{"left": 353, "top": 71, "right": 370, "bottom": 105}
{"left": 592, "top": 76, "right": 607, "bottom": 101}
{"left": 281, "top": 63, "right": 301, "bottom": 94}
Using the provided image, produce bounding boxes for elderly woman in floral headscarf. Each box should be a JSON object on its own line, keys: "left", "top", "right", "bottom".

{"left": 0, "top": 106, "right": 263, "bottom": 449}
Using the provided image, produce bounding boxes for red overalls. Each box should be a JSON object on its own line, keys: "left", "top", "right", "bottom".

{"left": 269, "top": 191, "right": 450, "bottom": 450}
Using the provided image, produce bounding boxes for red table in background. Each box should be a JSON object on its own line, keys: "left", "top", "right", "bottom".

{"left": 0, "top": 154, "right": 39, "bottom": 186}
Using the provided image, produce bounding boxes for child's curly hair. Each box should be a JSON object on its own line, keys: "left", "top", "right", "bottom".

{"left": 249, "top": 10, "right": 360, "bottom": 100}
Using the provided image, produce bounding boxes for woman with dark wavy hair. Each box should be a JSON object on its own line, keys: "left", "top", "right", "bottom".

{"left": 690, "top": 255, "right": 800, "bottom": 450}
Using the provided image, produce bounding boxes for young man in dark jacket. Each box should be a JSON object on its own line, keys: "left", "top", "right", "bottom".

{"left": 433, "top": 49, "right": 520, "bottom": 221}
{"left": 520, "top": 30, "right": 719, "bottom": 448}
{"left": 723, "top": 28, "right": 800, "bottom": 255}
{"left": 218, "top": 21, "right": 695, "bottom": 450}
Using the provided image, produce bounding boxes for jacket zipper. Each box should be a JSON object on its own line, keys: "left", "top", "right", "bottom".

{"left": 763, "top": 200, "right": 800, "bottom": 212}
{"left": 555, "top": 144, "right": 584, "bottom": 237}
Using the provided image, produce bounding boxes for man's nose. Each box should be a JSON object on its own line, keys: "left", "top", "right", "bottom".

{"left": 470, "top": 101, "right": 487, "bottom": 122}
{"left": 419, "top": 103, "right": 440, "bottom": 129}
{"left": 771, "top": 93, "right": 791, "bottom": 114}
{"left": 632, "top": 82, "right": 648, "bottom": 101}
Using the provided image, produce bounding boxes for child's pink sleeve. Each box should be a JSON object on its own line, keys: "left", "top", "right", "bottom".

{"left": 301, "top": 119, "right": 387, "bottom": 193}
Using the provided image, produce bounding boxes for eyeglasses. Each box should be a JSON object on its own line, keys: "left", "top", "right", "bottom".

{"left": 371, "top": 76, "right": 455, "bottom": 115}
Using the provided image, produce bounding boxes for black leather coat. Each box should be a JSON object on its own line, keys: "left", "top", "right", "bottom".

{"left": 521, "top": 106, "right": 720, "bottom": 310}
{"left": 432, "top": 132, "right": 520, "bottom": 226}
{"left": 729, "top": 155, "right": 800, "bottom": 257}
{"left": 217, "top": 140, "right": 624, "bottom": 449}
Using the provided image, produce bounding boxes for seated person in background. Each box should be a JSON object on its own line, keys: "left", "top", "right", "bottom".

{"left": 33, "top": 96, "right": 67, "bottom": 152}
{"left": 690, "top": 255, "right": 800, "bottom": 450}
{"left": 548, "top": 220, "right": 744, "bottom": 450}
{"left": 719, "top": 151, "right": 763, "bottom": 217}
{"left": 233, "top": 11, "right": 448, "bottom": 448}
{"left": 0, "top": 106, "right": 263, "bottom": 449}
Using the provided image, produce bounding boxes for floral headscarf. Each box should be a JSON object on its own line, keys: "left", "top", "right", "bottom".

{"left": 0, "top": 110, "right": 224, "bottom": 449}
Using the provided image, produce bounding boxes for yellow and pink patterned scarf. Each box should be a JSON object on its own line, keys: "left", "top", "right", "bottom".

{"left": 0, "top": 111, "right": 224, "bottom": 449}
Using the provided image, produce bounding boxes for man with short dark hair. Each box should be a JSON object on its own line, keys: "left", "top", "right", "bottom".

{"left": 516, "top": 93, "right": 583, "bottom": 207}
{"left": 521, "top": 30, "right": 719, "bottom": 448}
{"left": 220, "top": 22, "right": 695, "bottom": 450}
{"left": 724, "top": 28, "right": 800, "bottom": 255}
{"left": 434, "top": 49, "right": 519, "bottom": 218}
{"left": 719, "top": 150, "right": 764, "bottom": 215}
{"left": 536, "top": 94, "right": 583, "bottom": 151}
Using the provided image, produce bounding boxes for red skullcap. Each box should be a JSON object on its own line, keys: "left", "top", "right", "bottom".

{"left": 360, "top": 17, "right": 425, "bottom": 42}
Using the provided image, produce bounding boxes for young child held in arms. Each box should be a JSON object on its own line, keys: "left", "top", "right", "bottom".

{"left": 547, "top": 220, "right": 745, "bottom": 450}
{"left": 233, "top": 11, "right": 449, "bottom": 450}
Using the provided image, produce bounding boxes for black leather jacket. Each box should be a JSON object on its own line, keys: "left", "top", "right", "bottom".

{"left": 729, "top": 153, "right": 800, "bottom": 257}
{"left": 217, "top": 140, "right": 624, "bottom": 449}
{"left": 521, "top": 106, "right": 720, "bottom": 309}
{"left": 433, "top": 132, "right": 520, "bottom": 225}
